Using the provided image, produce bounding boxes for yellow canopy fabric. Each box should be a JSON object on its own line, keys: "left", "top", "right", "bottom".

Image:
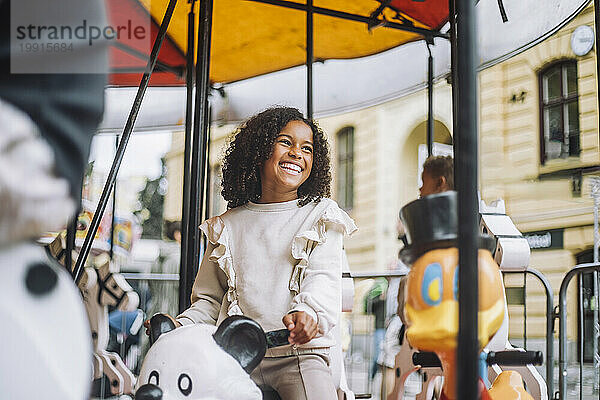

{"left": 138, "top": 0, "right": 431, "bottom": 83}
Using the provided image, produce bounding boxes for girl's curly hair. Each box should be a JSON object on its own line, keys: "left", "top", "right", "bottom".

{"left": 221, "top": 107, "right": 331, "bottom": 208}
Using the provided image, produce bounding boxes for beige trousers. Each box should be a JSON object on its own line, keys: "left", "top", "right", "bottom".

{"left": 250, "top": 353, "right": 337, "bottom": 400}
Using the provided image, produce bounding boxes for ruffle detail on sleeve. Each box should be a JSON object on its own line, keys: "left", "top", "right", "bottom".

{"left": 289, "top": 200, "right": 358, "bottom": 293}
{"left": 200, "top": 217, "right": 242, "bottom": 316}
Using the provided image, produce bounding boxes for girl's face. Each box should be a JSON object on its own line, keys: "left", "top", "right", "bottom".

{"left": 259, "top": 120, "right": 314, "bottom": 202}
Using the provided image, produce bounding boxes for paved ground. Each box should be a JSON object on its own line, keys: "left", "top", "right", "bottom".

{"left": 561, "top": 363, "right": 600, "bottom": 399}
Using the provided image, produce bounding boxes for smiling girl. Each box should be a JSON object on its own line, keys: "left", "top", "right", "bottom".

{"left": 175, "top": 107, "right": 357, "bottom": 399}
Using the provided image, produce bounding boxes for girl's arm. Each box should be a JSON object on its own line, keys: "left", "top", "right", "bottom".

{"left": 289, "top": 223, "right": 343, "bottom": 337}
{"left": 176, "top": 242, "right": 227, "bottom": 326}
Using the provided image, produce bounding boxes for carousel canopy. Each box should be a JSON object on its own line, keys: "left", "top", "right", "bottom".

{"left": 108, "top": 0, "right": 449, "bottom": 86}
{"left": 101, "top": 0, "right": 591, "bottom": 128}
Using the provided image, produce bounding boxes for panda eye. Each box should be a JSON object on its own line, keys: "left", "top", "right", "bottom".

{"left": 178, "top": 373, "right": 192, "bottom": 396}
{"left": 421, "top": 262, "right": 443, "bottom": 306}
{"left": 25, "top": 262, "right": 58, "bottom": 296}
{"left": 148, "top": 370, "right": 159, "bottom": 386}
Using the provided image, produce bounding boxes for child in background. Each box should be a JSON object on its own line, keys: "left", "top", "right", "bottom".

{"left": 381, "top": 155, "right": 455, "bottom": 398}
{"left": 175, "top": 107, "right": 357, "bottom": 399}
{"left": 419, "top": 155, "right": 454, "bottom": 197}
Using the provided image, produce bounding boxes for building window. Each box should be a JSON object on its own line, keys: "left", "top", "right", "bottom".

{"left": 337, "top": 127, "right": 354, "bottom": 210}
{"left": 539, "top": 61, "right": 579, "bottom": 164}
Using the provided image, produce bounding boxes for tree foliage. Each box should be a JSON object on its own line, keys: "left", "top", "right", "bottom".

{"left": 134, "top": 157, "right": 167, "bottom": 239}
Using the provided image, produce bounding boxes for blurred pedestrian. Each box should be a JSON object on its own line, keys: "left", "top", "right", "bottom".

{"left": 365, "top": 277, "right": 388, "bottom": 379}
{"left": 148, "top": 220, "right": 182, "bottom": 319}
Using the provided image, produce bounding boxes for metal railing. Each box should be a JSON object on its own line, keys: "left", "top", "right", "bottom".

{"left": 557, "top": 262, "right": 600, "bottom": 400}
{"left": 502, "top": 268, "right": 554, "bottom": 399}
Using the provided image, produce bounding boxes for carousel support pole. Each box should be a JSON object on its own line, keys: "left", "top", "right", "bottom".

{"left": 427, "top": 42, "right": 434, "bottom": 157}
{"left": 66, "top": 215, "right": 77, "bottom": 274}
{"left": 455, "top": 0, "right": 479, "bottom": 398}
{"left": 179, "top": 0, "right": 197, "bottom": 314}
{"left": 203, "top": 103, "right": 212, "bottom": 224}
{"left": 109, "top": 134, "right": 119, "bottom": 260}
{"left": 180, "top": 0, "right": 213, "bottom": 312}
{"left": 449, "top": 0, "right": 458, "bottom": 160}
{"left": 199, "top": 99, "right": 211, "bottom": 256}
{"left": 73, "top": 0, "right": 179, "bottom": 284}
{"left": 306, "top": 0, "right": 314, "bottom": 120}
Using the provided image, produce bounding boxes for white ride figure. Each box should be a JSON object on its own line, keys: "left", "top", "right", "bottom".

{"left": 135, "top": 314, "right": 267, "bottom": 400}
{"left": 0, "top": 243, "right": 92, "bottom": 400}
{"left": 79, "top": 253, "right": 140, "bottom": 396}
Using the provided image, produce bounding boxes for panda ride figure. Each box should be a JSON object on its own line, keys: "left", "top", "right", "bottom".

{"left": 137, "top": 314, "right": 267, "bottom": 400}
{"left": 153, "top": 107, "right": 357, "bottom": 400}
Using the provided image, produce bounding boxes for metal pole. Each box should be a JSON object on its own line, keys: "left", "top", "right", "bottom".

{"left": 596, "top": 0, "right": 600, "bottom": 165}
{"left": 66, "top": 215, "right": 77, "bottom": 274}
{"left": 449, "top": 0, "right": 458, "bottom": 162}
{"left": 594, "top": 2, "right": 600, "bottom": 394}
{"left": 179, "top": 0, "right": 196, "bottom": 314}
{"left": 529, "top": 268, "right": 555, "bottom": 398}
{"left": 306, "top": 0, "right": 314, "bottom": 120}
{"left": 427, "top": 43, "right": 434, "bottom": 157}
{"left": 245, "top": 0, "right": 448, "bottom": 39}
{"left": 199, "top": 98, "right": 211, "bottom": 258}
{"left": 204, "top": 103, "right": 212, "bottom": 223}
{"left": 590, "top": 177, "right": 600, "bottom": 393}
{"left": 455, "top": 0, "right": 479, "bottom": 398}
{"left": 504, "top": 268, "right": 555, "bottom": 398}
{"left": 524, "top": 273, "right": 527, "bottom": 349}
{"left": 73, "top": 0, "right": 179, "bottom": 284}
{"left": 109, "top": 134, "right": 119, "bottom": 260}
{"left": 180, "top": 0, "right": 213, "bottom": 312}
{"left": 578, "top": 273, "right": 584, "bottom": 400}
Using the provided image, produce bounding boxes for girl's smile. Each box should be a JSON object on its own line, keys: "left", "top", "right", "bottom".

{"left": 259, "top": 120, "right": 314, "bottom": 203}
{"left": 279, "top": 161, "right": 302, "bottom": 175}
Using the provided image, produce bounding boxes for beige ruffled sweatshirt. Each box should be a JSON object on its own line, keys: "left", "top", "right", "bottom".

{"left": 176, "top": 197, "right": 357, "bottom": 354}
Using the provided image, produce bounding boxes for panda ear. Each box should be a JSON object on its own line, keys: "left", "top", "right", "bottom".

{"left": 148, "top": 313, "right": 176, "bottom": 345}
{"left": 213, "top": 315, "right": 267, "bottom": 374}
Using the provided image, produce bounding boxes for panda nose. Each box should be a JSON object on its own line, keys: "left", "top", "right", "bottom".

{"left": 135, "top": 384, "right": 163, "bottom": 400}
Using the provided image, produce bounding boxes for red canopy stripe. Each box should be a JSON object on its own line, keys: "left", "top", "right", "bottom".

{"left": 106, "top": 0, "right": 186, "bottom": 86}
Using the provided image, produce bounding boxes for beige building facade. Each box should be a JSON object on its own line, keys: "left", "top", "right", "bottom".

{"left": 479, "top": 3, "right": 598, "bottom": 349}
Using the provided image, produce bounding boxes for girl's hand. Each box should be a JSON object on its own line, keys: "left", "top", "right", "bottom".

{"left": 143, "top": 314, "right": 181, "bottom": 336}
{"left": 282, "top": 311, "right": 317, "bottom": 345}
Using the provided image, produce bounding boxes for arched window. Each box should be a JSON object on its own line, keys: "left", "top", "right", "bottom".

{"left": 336, "top": 127, "right": 354, "bottom": 210}
{"left": 539, "top": 60, "right": 579, "bottom": 164}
